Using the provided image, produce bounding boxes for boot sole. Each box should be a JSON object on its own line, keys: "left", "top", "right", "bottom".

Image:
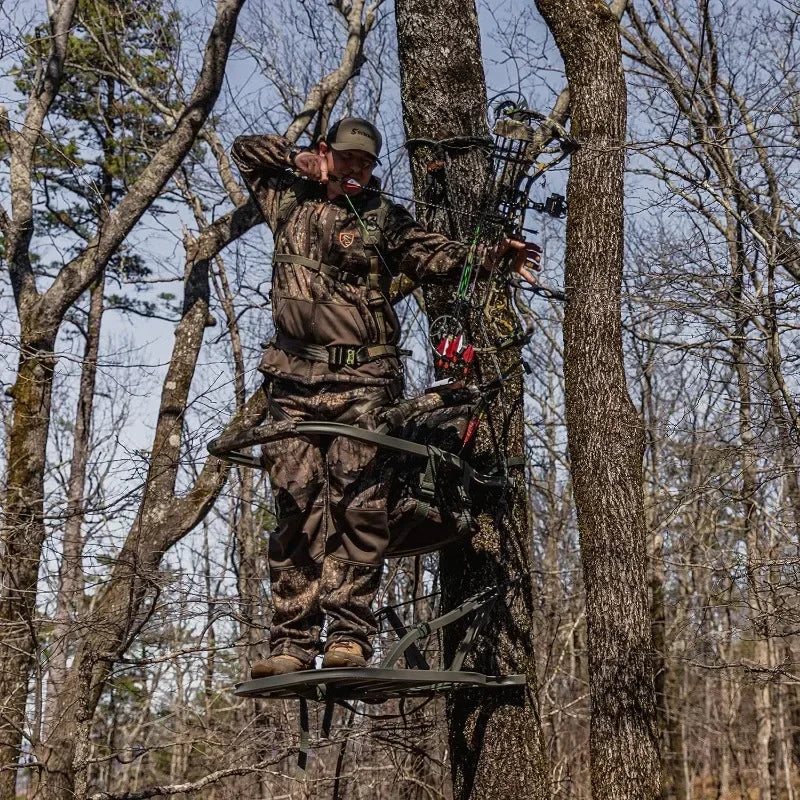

{"left": 321, "top": 655, "right": 367, "bottom": 669}
{"left": 251, "top": 658, "right": 309, "bottom": 679}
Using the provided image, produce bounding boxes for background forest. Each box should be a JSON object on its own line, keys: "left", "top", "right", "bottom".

{"left": 1, "top": 0, "right": 799, "bottom": 798}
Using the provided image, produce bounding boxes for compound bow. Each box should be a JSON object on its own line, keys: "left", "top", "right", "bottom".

{"left": 419, "top": 96, "right": 577, "bottom": 391}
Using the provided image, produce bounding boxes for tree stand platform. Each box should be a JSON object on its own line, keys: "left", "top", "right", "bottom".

{"left": 234, "top": 584, "right": 525, "bottom": 703}
{"left": 233, "top": 585, "right": 525, "bottom": 771}
{"left": 236, "top": 667, "right": 523, "bottom": 703}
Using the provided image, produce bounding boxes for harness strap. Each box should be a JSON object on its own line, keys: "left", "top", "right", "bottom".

{"left": 419, "top": 460, "right": 436, "bottom": 502}
{"left": 379, "top": 586, "right": 501, "bottom": 670}
{"left": 322, "top": 699, "right": 336, "bottom": 739}
{"left": 297, "top": 697, "right": 310, "bottom": 774}
{"left": 378, "top": 605, "right": 430, "bottom": 670}
{"left": 274, "top": 253, "right": 391, "bottom": 292}
{"left": 274, "top": 331, "right": 409, "bottom": 369}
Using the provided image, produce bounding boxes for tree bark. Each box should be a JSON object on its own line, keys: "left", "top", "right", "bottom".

{"left": 533, "top": 0, "right": 660, "bottom": 797}
{"left": 639, "top": 342, "right": 686, "bottom": 800}
{"left": 0, "top": 329, "right": 58, "bottom": 797}
{"left": 42, "top": 75, "right": 118, "bottom": 758}
{"left": 394, "top": 2, "right": 550, "bottom": 798}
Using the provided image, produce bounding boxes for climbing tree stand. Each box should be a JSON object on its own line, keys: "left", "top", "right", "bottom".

{"left": 209, "top": 419, "right": 525, "bottom": 769}
{"left": 207, "top": 96, "right": 574, "bottom": 772}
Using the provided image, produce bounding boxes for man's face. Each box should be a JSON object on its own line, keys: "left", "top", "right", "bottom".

{"left": 321, "top": 143, "right": 377, "bottom": 196}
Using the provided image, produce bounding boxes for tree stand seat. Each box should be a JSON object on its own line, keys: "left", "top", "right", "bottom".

{"left": 208, "top": 411, "right": 513, "bottom": 558}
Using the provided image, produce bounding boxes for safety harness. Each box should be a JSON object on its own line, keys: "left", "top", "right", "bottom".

{"left": 269, "top": 177, "right": 407, "bottom": 368}
{"left": 274, "top": 331, "right": 410, "bottom": 370}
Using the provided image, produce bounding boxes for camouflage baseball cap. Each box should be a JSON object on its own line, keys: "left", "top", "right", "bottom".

{"left": 327, "top": 117, "right": 382, "bottom": 163}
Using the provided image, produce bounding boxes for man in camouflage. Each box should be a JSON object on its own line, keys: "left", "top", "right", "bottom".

{"left": 232, "top": 117, "right": 539, "bottom": 677}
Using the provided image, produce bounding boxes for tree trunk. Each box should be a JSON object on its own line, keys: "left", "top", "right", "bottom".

{"left": 0, "top": 321, "right": 58, "bottom": 798}
{"left": 1, "top": 0, "right": 80, "bottom": 777}
{"left": 42, "top": 103, "right": 115, "bottom": 760}
{"left": 729, "top": 212, "right": 775, "bottom": 800}
{"left": 37, "top": 222, "right": 265, "bottom": 800}
{"left": 394, "top": 2, "right": 550, "bottom": 798}
{"left": 642, "top": 352, "right": 686, "bottom": 800}
{"left": 41, "top": 273, "right": 105, "bottom": 754}
{"left": 210, "top": 256, "right": 264, "bottom": 670}
{"left": 533, "top": 1, "right": 660, "bottom": 797}
{"left": 776, "top": 668, "right": 795, "bottom": 800}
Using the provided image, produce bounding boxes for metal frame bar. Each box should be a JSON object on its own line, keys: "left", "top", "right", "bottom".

{"left": 208, "top": 420, "right": 506, "bottom": 489}
{"left": 234, "top": 585, "right": 517, "bottom": 702}
{"left": 379, "top": 586, "right": 498, "bottom": 670}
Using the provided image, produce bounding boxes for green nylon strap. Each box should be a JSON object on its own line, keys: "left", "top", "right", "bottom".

{"left": 273, "top": 253, "right": 390, "bottom": 291}
{"left": 274, "top": 331, "right": 404, "bottom": 365}
{"left": 296, "top": 697, "right": 310, "bottom": 774}
{"left": 375, "top": 309, "right": 387, "bottom": 345}
{"left": 458, "top": 233, "right": 481, "bottom": 299}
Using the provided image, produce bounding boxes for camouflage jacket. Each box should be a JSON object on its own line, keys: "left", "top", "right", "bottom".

{"left": 231, "top": 134, "right": 470, "bottom": 386}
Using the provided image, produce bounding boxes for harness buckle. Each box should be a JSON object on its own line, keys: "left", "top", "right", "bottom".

{"left": 328, "top": 345, "right": 361, "bottom": 369}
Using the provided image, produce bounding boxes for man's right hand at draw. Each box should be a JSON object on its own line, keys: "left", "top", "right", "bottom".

{"left": 294, "top": 150, "right": 329, "bottom": 184}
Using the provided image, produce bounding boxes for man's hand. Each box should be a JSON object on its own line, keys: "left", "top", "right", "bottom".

{"left": 294, "top": 150, "right": 329, "bottom": 183}
{"left": 481, "top": 238, "right": 542, "bottom": 285}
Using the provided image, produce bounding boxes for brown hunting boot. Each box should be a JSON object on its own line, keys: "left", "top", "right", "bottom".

{"left": 322, "top": 641, "right": 367, "bottom": 669}
{"left": 250, "top": 654, "right": 307, "bottom": 679}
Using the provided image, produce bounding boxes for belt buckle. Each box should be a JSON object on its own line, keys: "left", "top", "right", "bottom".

{"left": 328, "top": 345, "right": 359, "bottom": 369}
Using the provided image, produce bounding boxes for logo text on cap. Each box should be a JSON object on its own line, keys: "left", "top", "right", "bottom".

{"left": 350, "top": 127, "right": 375, "bottom": 140}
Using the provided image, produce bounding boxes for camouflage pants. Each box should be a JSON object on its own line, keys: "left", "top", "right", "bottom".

{"left": 261, "top": 377, "right": 398, "bottom": 663}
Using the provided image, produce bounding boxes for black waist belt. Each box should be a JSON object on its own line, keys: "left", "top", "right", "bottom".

{"left": 275, "top": 332, "right": 410, "bottom": 369}
{"left": 274, "top": 253, "right": 391, "bottom": 293}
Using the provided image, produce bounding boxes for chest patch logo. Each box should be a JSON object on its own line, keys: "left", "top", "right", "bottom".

{"left": 338, "top": 230, "right": 356, "bottom": 248}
